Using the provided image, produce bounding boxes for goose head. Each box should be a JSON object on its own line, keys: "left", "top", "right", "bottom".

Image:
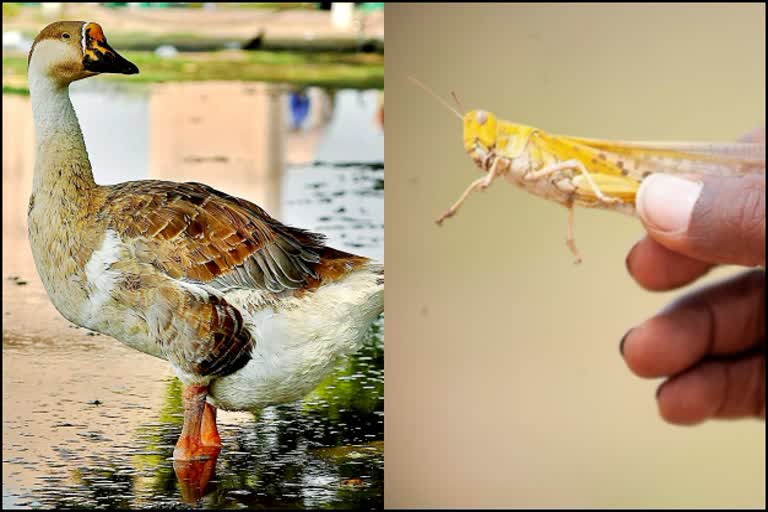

{"left": 28, "top": 21, "right": 138, "bottom": 86}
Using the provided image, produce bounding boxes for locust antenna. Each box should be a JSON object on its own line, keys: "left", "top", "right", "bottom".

{"left": 408, "top": 76, "right": 463, "bottom": 120}
{"left": 450, "top": 91, "right": 465, "bottom": 114}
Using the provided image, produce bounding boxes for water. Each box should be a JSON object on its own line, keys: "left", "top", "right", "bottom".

{"left": 2, "top": 81, "right": 384, "bottom": 508}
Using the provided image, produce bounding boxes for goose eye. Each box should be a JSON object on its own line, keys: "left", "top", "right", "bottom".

{"left": 62, "top": 33, "right": 71, "bottom": 39}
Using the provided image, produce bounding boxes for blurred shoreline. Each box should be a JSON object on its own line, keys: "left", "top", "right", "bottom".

{"left": 2, "top": 3, "right": 384, "bottom": 94}
{"left": 3, "top": 3, "right": 383, "bottom": 50}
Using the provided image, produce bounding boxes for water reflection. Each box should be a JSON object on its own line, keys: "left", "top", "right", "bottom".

{"left": 147, "top": 82, "right": 285, "bottom": 214}
{"left": 2, "top": 81, "right": 383, "bottom": 509}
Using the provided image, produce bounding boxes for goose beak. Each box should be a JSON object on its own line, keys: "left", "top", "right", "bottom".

{"left": 82, "top": 22, "right": 139, "bottom": 75}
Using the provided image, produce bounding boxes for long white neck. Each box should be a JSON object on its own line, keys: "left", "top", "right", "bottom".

{"left": 29, "top": 66, "right": 95, "bottom": 194}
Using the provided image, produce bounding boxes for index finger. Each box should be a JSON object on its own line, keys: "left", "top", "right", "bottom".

{"left": 626, "top": 235, "right": 715, "bottom": 291}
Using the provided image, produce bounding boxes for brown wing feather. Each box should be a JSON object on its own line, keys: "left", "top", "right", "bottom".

{"left": 184, "top": 292, "right": 255, "bottom": 377}
{"left": 111, "top": 270, "right": 257, "bottom": 379}
{"left": 99, "top": 180, "right": 370, "bottom": 380}
{"left": 99, "top": 180, "right": 367, "bottom": 294}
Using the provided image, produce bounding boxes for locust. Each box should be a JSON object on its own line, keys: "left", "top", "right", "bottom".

{"left": 411, "top": 78, "right": 765, "bottom": 263}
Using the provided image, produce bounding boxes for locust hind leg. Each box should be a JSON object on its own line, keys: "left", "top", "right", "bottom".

{"left": 524, "top": 159, "right": 622, "bottom": 206}
{"left": 436, "top": 159, "right": 501, "bottom": 225}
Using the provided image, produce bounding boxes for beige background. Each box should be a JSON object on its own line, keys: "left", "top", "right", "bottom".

{"left": 385, "top": 3, "right": 764, "bottom": 508}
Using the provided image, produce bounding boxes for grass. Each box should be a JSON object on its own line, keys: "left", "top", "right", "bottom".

{"left": 2, "top": 85, "right": 29, "bottom": 96}
{"left": 2, "top": 49, "right": 383, "bottom": 95}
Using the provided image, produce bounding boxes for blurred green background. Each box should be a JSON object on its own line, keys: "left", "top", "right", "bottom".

{"left": 385, "top": 3, "right": 764, "bottom": 508}
{"left": 2, "top": 2, "right": 383, "bottom": 93}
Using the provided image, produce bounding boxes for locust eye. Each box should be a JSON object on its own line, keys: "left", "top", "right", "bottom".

{"left": 475, "top": 110, "right": 488, "bottom": 125}
{"left": 62, "top": 33, "right": 71, "bottom": 39}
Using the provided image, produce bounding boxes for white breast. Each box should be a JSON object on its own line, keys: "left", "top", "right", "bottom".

{"left": 81, "top": 229, "right": 122, "bottom": 325}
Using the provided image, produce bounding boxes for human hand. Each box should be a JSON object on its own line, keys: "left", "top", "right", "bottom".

{"left": 621, "top": 128, "right": 765, "bottom": 424}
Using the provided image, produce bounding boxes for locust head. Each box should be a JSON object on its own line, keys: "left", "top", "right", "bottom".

{"left": 463, "top": 109, "right": 498, "bottom": 169}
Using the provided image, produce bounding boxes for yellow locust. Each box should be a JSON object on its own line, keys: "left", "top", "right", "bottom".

{"left": 412, "top": 78, "right": 765, "bottom": 262}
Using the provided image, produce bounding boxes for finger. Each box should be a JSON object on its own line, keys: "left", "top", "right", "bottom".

{"left": 656, "top": 353, "right": 765, "bottom": 425}
{"left": 636, "top": 173, "right": 765, "bottom": 267}
{"left": 739, "top": 126, "right": 765, "bottom": 143}
{"left": 626, "top": 235, "right": 715, "bottom": 291}
{"left": 621, "top": 270, "right": 765, "bottom": 378}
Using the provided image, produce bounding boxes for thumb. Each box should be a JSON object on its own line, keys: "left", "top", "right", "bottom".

{"left": 636, "top": 173, "right": 765, "bottom": 267}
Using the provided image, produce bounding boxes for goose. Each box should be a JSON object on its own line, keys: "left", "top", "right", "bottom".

{"left": 26, "top": 21, "right": 384, "bottom": 461}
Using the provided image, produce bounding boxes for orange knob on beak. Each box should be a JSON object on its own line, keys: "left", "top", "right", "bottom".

{"left": 82, "top": 22, "right": 138, "bottom": 75}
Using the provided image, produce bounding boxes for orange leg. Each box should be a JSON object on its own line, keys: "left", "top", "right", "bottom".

{"left": 200, "top": 402, "right": 222, "bottom": 448}
{"left": 173, "top": 385, "right": 222, "bottom": 461}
